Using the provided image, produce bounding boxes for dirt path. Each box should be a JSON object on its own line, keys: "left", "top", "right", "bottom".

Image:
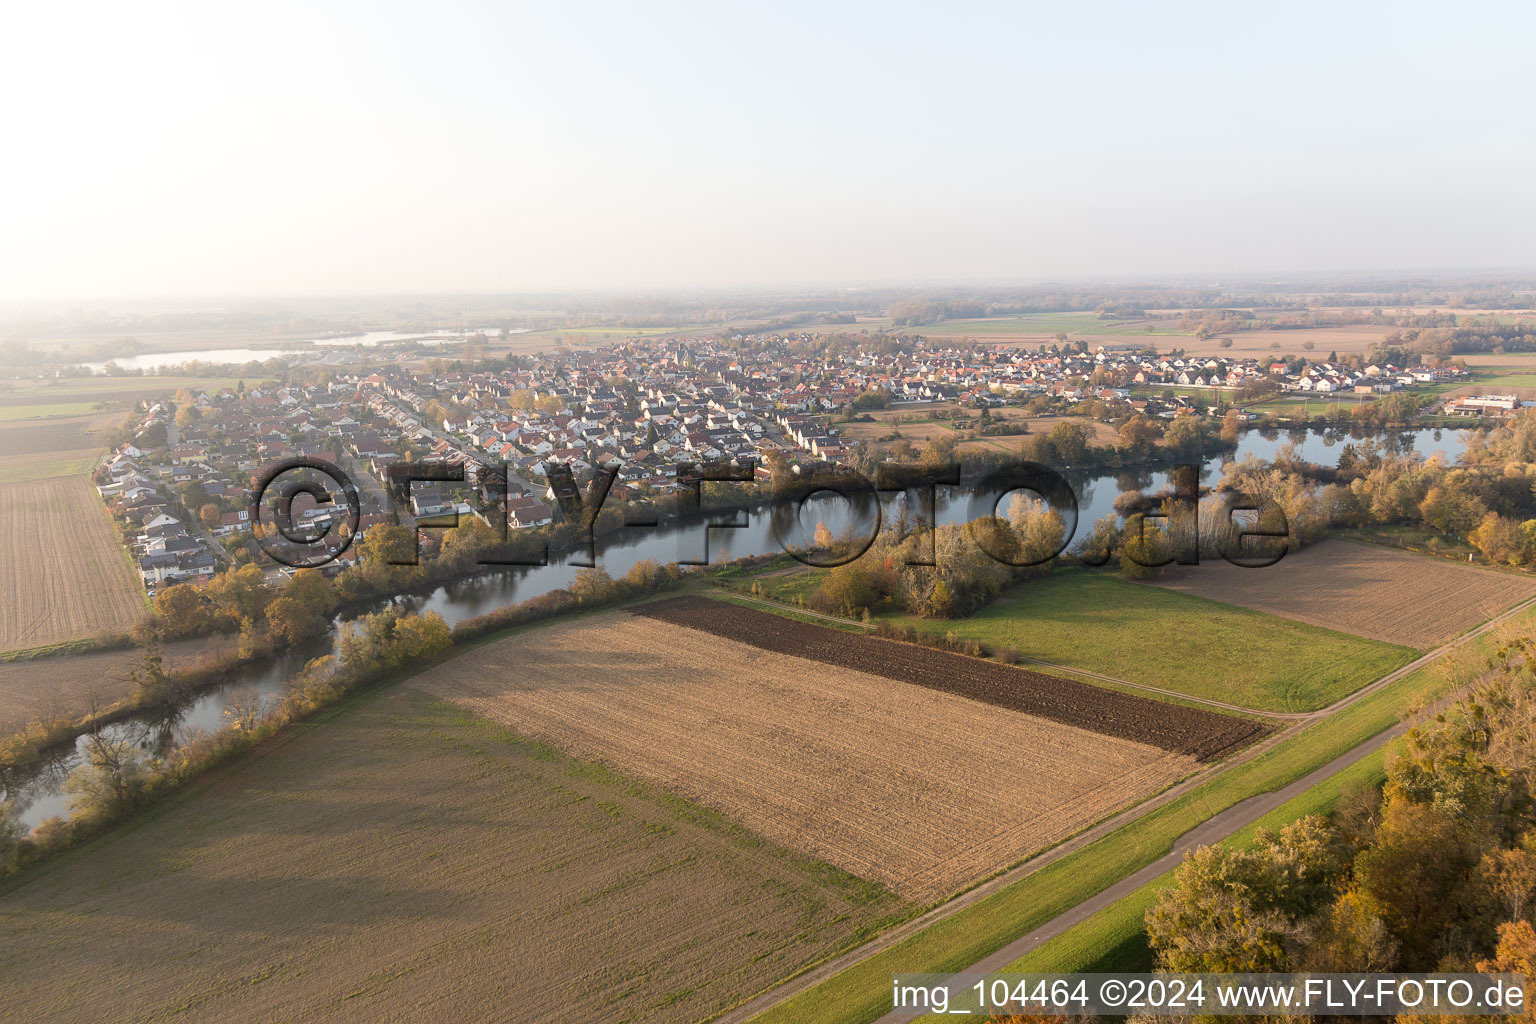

{"left": 718, "top": 591, "right": 1536, "bottom": 1024}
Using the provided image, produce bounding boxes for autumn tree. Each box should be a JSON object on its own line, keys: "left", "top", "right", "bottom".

{"left": 1118, "top": 415, "right": 1161, "bottom": 454}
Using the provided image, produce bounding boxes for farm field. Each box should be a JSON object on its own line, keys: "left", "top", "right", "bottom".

{"left": 1150, "top": 539, "right": 1536, "bottom": 648}
{"left": 744, "top": 605, "right": 1500, "bottom": 1024}
{"left": 904, "top": 314, "right": 1186, "bottom": 338}
{"left": 0, "top": 413, "right": 121, "bottom": 455}
{"left": 0, "top": 449, "right": 102, "bottom": 484}
{"left": 1441, "top": 377, "right": 1536, "bottom": 401}
{"left": 1193, "top": 325, "right": 1397, "bottom": 356}
{"left": 411, "top": 601, "right": 1254, "bottom": 901}
{"left": 0, "top": 687, "right": 907, "bottom": 1024}
{"left": 882, "top": 571, "right": 1416, "bottom": 712}
{"left": 0, "top": 401, "right": 103, "bottom": 421}
{"left": 0, "top": 633, "right": 238, "bottom": 732}
{"left": 0, "top": 476, "right": 145, "bottom": 653}
{"left": 0, "top": 375, "right": 266, "bottom": 406}
{"left": 1461, "top": 352, "right": 1536, "bottom": 368}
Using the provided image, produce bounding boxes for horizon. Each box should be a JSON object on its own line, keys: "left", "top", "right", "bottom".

{"left": 5, "top": 1, "right": 1535, "bottom": 301}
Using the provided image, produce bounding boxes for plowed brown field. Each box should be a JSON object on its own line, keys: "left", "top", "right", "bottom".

{"left": 0, "top": 476, "right": 145, "bottom": 652}
{"left": 638, "top": 596, "right": 1265, "bottom": 759}
{"left": 0, "top": 413, "right": 118, "bottom": 455}
{"left": 1149, "top": 539, "right": 1536, "bottom": 648}
{"left": 0, "top": 689, "right": 904, "bottom": 1024}
{"left": 411, "top": 608, "right": 1222, "bottom": 900}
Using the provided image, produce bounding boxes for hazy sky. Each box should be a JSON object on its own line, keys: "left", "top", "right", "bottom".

{"left": 3, "top": 1, "right": 1534, "bottom": 300}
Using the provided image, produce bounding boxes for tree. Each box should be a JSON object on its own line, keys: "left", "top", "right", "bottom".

{"left": 265, "top": 595, "right": 325, "bottom": 644}
{"left": 153, "top": 583, "right": 219, "bottom": 634}
{"left": 814, "top": 560, "right": 881, "bottom": 616}
{"left": 67, "top": 728, "right": 147, "bottom": 812}
{"left": 569, "top": 567, "right": 616, "bottom": 603}
{"left": 205, "top": 563, "right": 273, "bottom": 622}
{"left": 1163, "top": 415, "right": 1205, "bottom": 457}
{"left": 128, "top": 638, "right": 188, "bottom": 707}
{"left": 851, "top": 387, "right": 892, "bottom": 411}
{"left": 1118, "top": 415, "right": 1161, "bottom": 453}
{"left": 1147, "top": 816, "right": 1344, "bottom": 973}
{"left": 1353, "top": 799, "right": 1486, "bottom": 964}
{"left": 1419, "top": 485, "right": 1489, "bottom": 537}
{"left": 1046, "top": 420, "right": 1088, "bottom": 465}
{"left": 283, "top": 569, "right": 338, "bottom": 617}
{"left": 1220, "top": 409, "right": 1241, "bottom": 444}
{"left": 199, "top": 503, "right": 222, "bottom": 530}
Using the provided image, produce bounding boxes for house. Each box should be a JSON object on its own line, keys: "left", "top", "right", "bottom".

{"left": 508, "top": 498, "right": 553, "bottom": 529}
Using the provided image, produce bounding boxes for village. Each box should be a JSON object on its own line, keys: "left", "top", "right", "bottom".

{"left": 86, "top": 333, "right": 1486, "bottom": 595}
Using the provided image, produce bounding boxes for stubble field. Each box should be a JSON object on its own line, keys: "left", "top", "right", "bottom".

{"left": 0, "top": 633, "right": 238, "bottom": 732}
{"left": 0, "top": 476, "right": 145, "bottom": 653}
{"left": 0, "top": 687, "right": 909, "bottom": 1024}
{"left": 411, "top": 602, "right": 1254, "bottom": 901}
{"left": 1149, "top": 539, "right": 1536, "bottom": 648}
{"left": 0, "top": 413, "right": 119, "bottom": 455}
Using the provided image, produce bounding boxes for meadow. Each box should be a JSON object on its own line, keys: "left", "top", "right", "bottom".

{"left": 882, "top": 570, "right": 1416, "bottom": 712}
{"left": 0, "top": 450, "right": 102, "bottom": 484}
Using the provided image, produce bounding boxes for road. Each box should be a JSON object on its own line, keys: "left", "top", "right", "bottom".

{"left": 340, "top": 453, "right": 414, "bottom": 528}
{"left": 717, "top": 591, "right": 1536, "bottom": 1024}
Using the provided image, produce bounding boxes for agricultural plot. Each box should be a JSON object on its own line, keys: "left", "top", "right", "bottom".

{"left": 904, "top": 314, "right": 1185, "bottom": 339}
{"left": 0, "top": 634, "right": 238, "bottom": 732}
{"left": 0, "top": 413, "right": 118, "bottom": 455}
{"left": 885, "top": 572, "right": 1417, "bottom": 712}
{"left": 0, "top": 449, "right": 102, "bottom": 484}
{"left": 1149, "top": 539, "right": 1536, "bottom": 649}
{"left": 0, "top": 688, "right": 907, "bottom": 1024}
{"left": 413, "top": 601, "right": 1260, "bottom": 901}
{"left": 0, "top": 476, "right": 145, "bottom": 653}
{"left": 0, "top": 375, "right": 268, "bottom": 406}
{"left": 1179, "top": 325, "right": 1394, "bottom": 357}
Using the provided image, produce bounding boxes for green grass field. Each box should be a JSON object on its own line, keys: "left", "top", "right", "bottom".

{"left": 0, "top": 449, "right": 102, "bottom": 483}
{"left": 747, "top": 608, "right": 1493, "bottom": 1024}
{"left": 1481, "top": 372, "right": 1536, "bottom": 388}
{"left": 883, "top": 571, "right": 1417, "bottom": 712}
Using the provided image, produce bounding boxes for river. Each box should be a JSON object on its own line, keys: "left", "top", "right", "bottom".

{"left": 3, "top": 425, "right": 1472, "bottom": 828}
